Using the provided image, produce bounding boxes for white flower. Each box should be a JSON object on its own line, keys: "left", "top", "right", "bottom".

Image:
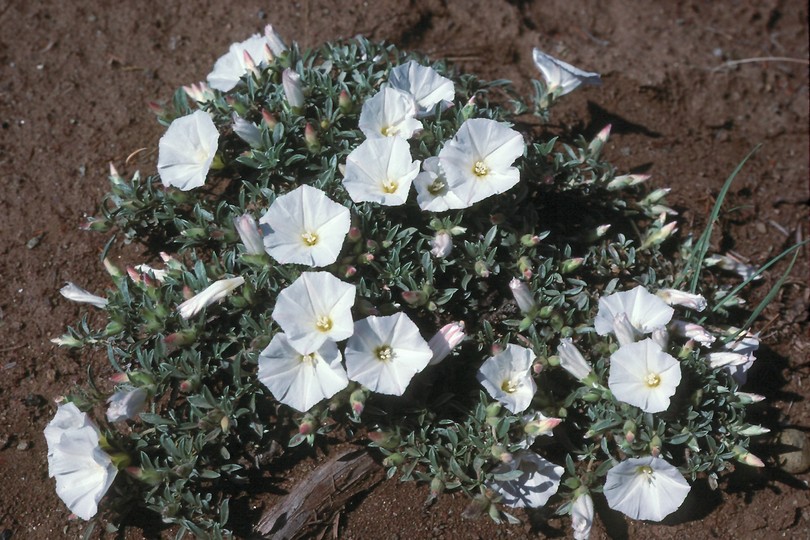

{"left": 572, "top": 492, "right": 594, "bottom": 540}
{"left": 59, "top": 282, "right": 108, "bottom": 308}
{"left": 233, "top": 214, "right": 266, "bottom": 255}
{"left": 177, "top": 276, "right": 245, "bottom": 319}
{"left": 260, "top": 185, "right": 350, "bottom": 267}
{"left": 258, "top": 333, "right": 349, "bottom": 412}
{"left": 477, "top": 344, "right": 537, "bottom": 414}
{"left": 345, "top": 313, "right": 433, "bottom": 396}
{"left": 594, "top": 286, "right": 674, "bottom": 341}
{"left": 670, "top": 320, "right": 715, "bottom": 345}
{"left": 413, "top": 157, "right": 465, "bottom": 211}
{"left": 439, "top": 118, "right": 524, "bottom": 207}
{"left": 509, "top": 278, "right": 536, "bottom": 314}
{"left": 232, "top": 113, "right": 262, "bottom": 147}
{"left": 603, "top": 456, "right": 690, "bottom": 521}
{"left": 358, "top": 86, "right": 421, "bottom": 139}
{"left": 710, "top": 327, "right": 759, "bottom": 384}
{"left": 385, "top": 60, "right": 455, "bottom": 116}
{"left": 430, "top": 230, "right": 453, "bottom": 258}
{"left": 657, "top": 288, "right": 707, "bottom": 311}
{"left": 427, "top": 321, "right": 466, "bottom": 366}
{"left": 272, "top": 272, "right": 356, "bottom": 354}
{"left": 488, "top": 450, "right": 563, "bottom": 508}
{"left": 157, "top": 110, "right": 219, "bottom": 191}
{"left": 45, "top": 403, "right": 117, "bottom": 520}
{"left": 343, "top": 137, "right": 420, "bottom": 206}
{"left": 556, "top": 338, "right": 592, "bottom": 381}
{"left": 207, "top": 28, "right": 285, "bottom": 92}
{"left": 282, "top": 68, "right": 305, "bottom": 109}
{"left": 106, "top": 388, "right": 148, "bottom": 422}
{"left": 531, "top": 48, "right": 601, "bottom": 97}
{"left": 608, "top": 339, "right": 681, "bottom": 413}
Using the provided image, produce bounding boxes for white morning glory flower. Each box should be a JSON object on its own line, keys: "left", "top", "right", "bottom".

{"left": 531, "top": 48, "right": 601, "bottom": 97}
{"left": 157, "top": 110, "right": 219, "bottom": 191}
{"left": 439, "top": 118, "right": 524, "bottom": 207}
{"left": 106, "top": 387, "right": 148, "bottom": 422}
{"left": 207, "top": 27, "right": 286, "bottom": 92}
{"left": 413, "top": 156, "right": 465, "bottom": 211}
{"left": 45, "top": 403, "right": 117, "bottom": 520}
{"left": 343, "top": 137, "right": 420, "bottom": 206}
{"left": 572, "top": 492, "right": 594, "bottom": 540}
{"left": 557, "top": 338, "right": 593, "bottom": 381}
{"left": 344, "top": 312, "right": 433, "bottom": 396}
{"left": 272, "top": 272, "right": 356, "bottom": 354}
{"left": 603, "top": 456, "right": 690, "bottom": 521}
{"left": 358, "top": 86, "right": 422, "bottom": 139}
{"left": 594, "top": 286, "right": 674, "bottom": 342}
{"left": 385, "top": 60, "right": 455, "bottom": 116}
{"left": 258, "top": 333, "right": 349, "bottom": 412}
{"left": 477, "top": 344, "right": 537, "bottom": 414}
{"left": 260, "top": 185, "right": 351, "bottom": 267}
{"left": 488, "top": 450, "right": 563, "bottom": 508}
{"left": 177, "top": 276, "right": 245, "bottom": 319}
{"left": 59, "top": 282, "right": 108, "bottom": 308}
{"left": 608, "top": 338, "right": 681, "bottom": 413}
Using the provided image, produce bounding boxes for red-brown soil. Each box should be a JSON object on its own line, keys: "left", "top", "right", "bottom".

{"left": 1, "top": 1, "right": 807, "bottom": 538}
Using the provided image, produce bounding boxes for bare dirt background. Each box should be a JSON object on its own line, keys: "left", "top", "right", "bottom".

{"left": 0, "top": 0, "right": 807, "bottom": 538}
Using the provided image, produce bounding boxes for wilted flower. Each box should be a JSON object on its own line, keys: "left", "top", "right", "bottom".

{"left": 509, "top": 278, "right": 536, "bottom": 314}
{"left": 595, "top": 286, "right": 674, "bottom": 342}
{"left": 439, "top": 118, "right": 524, "bottom": 207}
{"left": 385, "top": 60, "right": 455, "bottom": 116}
{"left": 260, "top": 185, "right": 350, "bottom": 267}
{"left": 657, "top": 288, "right": 707, "bottom": 311}
{"left": 257, "top": 333, "right": 349, "bottom": 412}
{"left": 59, "top": 282, "right": 108, "bottom": 309}
{"left": 710, "top": 327, "right": 759, "bottom": 384}
{"left": 232, "top": 113, "right": 262, "bottom": 147}
{"left": 358, "top": 86, "right": 421, "bottom": 139}
{"left": 343, "top": 137, "right": 420, "bottom": 205}
{"left": 488, "top": 450, "right": 563, "bottom": 508}
{"left": 413, "top": 157, "right": 465, "bottom": 211}
{"left": 477, "top": 344, "right": 537, "bottom": 414}
{"left": 572, "top": 492, "right": 594, "bottom": 540}
{"left": 45, "top": 403, "right": 117, "bottom": 520}
{"left": 430, "top": 230, "right": 453, "bottom": 258}
{"left": 427, "top": 322, "right": 465, "bottom": 365}
{"left": 177, "top": 276, "right": 245, "bottom": 319}
{"left": 603, "top": 456, "right": 690, "bottom": 521}
{"left": 556, "top": 338, "right": 592, "bottom": 381}
{"left": 106, "top": 388, "right": 148, "bottom": 422}
{"left": 345, "top": 312, "right": 433, "bottom": 396}
{"left": 157, "top": 110, "right": 219, "bottom": 191}
{"left": 207, "top": 27, "right": 286, "bottom": 91}
{"left": 282, "top": 68, "right": 305, "bottom": 110}
{"left": 233, "top": 214, "right": 265, "bottom": 255}
{"left": 272, "top": 272, "right": 356, "bottom": 354}
{"left": 704, "top": 252, "right": 761, "bottom": 281}
{"left": 531, "top": 48, "right": 601, "bottom": 96}
{"left": 608, "top": 339, "right": 681, "bottom": 413}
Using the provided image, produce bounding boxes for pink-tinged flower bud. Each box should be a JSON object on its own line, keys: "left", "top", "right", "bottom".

{"left": 736, "top": 392, "right": 765, "bottom": 404}
{"left": 233, "top": 214, "right": 265, "bottom": 255}
{"left": 110, "top": 372, "right": 130, "bottom": 384}
{"left": 428, "top": 476, "right": 445, "bottom": 503}
{"left": 430, "top": 230, "right": 453, "bottom": 258}
{"left": 509, "top": 278, "right": 536, "bottom": 314}
{"left": 102, "top": 258, "right": 124, "bottom": 279}
{"left": 338, "top": 90, "right": 353, "bottom": 114}
{"left": 355, "top": 298, "right": 379, "bottom": 317}
{"left": 349, "top": 388, "right": 368, "bottom": 416}
{"left": 358, "top": 253, "right": 374, "bottom": 264}
{"left": 517, "top": 256, "right": 533, "bottom": 279}
{"left": 347, "top": 226, "right": 363, "bottom": 242}
{"left": 623, "top": 420, "right": 637, "bottom": 443}
{"left": 126, "top": 466, "right": 162, "bottom": 486}
{"left": 596, "top": 224, "right": 611, "bottom": 238}
{"left": 657, "top": 289, "right": 707, "bottom": 311}
{"left": 341, "top": 265, "right": 357, "bottom": 279}
{"left": 147, "top": 101, "right": 165, "bottom": 116}
{"left": 50, "top": 334, "right": 83, "bottom": 348}
{"left": 650, "top": 435, "right": 662, "bottom": 457}
{"left": 298, "top": 414, "right": 319, "bottom": 435}
{"left": 705, "top": 252, "right": 762, "bottom": 281}
{"left": 365, "top": 239, "right": 379, "bottom": 251}
{"left": 490, "top": 444, "right": 513, "bottom": 463}
{"left": 183, "top": 82, "right": 214, "bottom": 103}
{"left": 59, "top": 282, "right": 108, "bottom": 308}
{"left": 588, "top": 124, "right": 611, "bottom": 155}
{"left": 670, "top": 320, "right": 715, "bottom": 345}
{"left": 282, "top": 68, "right": 305, "bottom": 110}
{"left": 368, "top": 430, "right": 400, "bottom": 450}
{"left": 428, "top": 322, "right": 466, "bottom": 366}
{"left": 80, "top": 216, "right": 110, "bottom": 232}
{"left": 641, "top": 221, "right": 678, "bottom": 250}
{"left": 126, "top": 266, "right": 142, "bottom": 284}
{"left": 520, "top": 234, "right": 541, "bottom": 247}
{"left": 474, "top": 260, "right": 491, "bottom": 278}
{"left": 261, "top": 109, "right": 278, "bottom": 129}
{"left": 489, "top": 213, "right": 506, "bottom": 225}
{"left": 242, "top": 49, "right": 259, "bottom": 76}
{"left": 401, "top": 290, "right": 428, "bottom": 306}
{"left": 561, "top": 257, "right": 584, "bottom": 274}
{"left": 523, "top": 413, "right": 561, "bottom": 437}
{"left": 490, "top": 343, "right": 505, "bottom": 356}
{"left": 264, "top": 24, "right": 287, "bottom": 55}
{"left": 304, "top": 122, "right": 320, "bottom": 152}
{"left": 163, "top": 329, "right": 198, "bottom": 348}
{"left": 642, "top": 188, "right": 671, "bottom": 206}
{"left": 734, "top": 446, "right": 765, "bottom": 467}
{"left": 606, "top": 173, "right": 650, "bottom": 191}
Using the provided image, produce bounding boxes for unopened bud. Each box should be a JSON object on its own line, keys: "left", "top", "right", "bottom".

{"left": 520, "top": 234, "right": 541, "bottom": 247}
{"left": 368, "top": 430, "right": 400, "bottom": 450}
{"left": 338, "top": 90, "right": 353, "bottom": 114}
{"left": 382, "top": 452, "right": 405, "bottom": 467}
{"left": 349, "top": 388, "right": 368, "bottom": 416}
{"left": 561, "top": 257, "right": 584, "bottom": 274}
{"left": 298, "top": 413, "right": 319, "bottom": 435}
{"left": 491, "top": 444, "right": 513, "bottom": 463}
{"left": 282, "top": 68, "right": 305, "bottom": 111}
{"left": 261, "top": 109, "right": 278, "bottom": 129}
{"left": 304, "top": 122, "right": 321, "bottom": 152}
{"left": 588, "top": 124, "right": 611, "bottom": 156}
{"left": 474, "top": 260, "right": 490, "bottom": 278}
{"left": 650, "top": 435, "right": 662, "bottom": 457}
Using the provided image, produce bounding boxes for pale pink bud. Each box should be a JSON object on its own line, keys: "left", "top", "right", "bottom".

{"left": 670, "top": 320, "right": 715, "bottom": 345}
{"left": 263, "top": 24, "right": 287, "bottom": 55}
{"left": 428, "top": 322, "right": 466, "bottom": 366}
{"left": 233, "top": 214, "right": 265, "bottom": 255}
{"left": 242, "top": 50, "right": 259, "bottom": 76}
{"left": 657, "top": 289, "right": 707, "bottom": 311}
{"left": 509, "top": 278, "right": 536, "bottom": 314}
{"left": 282, "top": 68, "right": 305, "bottom": 109}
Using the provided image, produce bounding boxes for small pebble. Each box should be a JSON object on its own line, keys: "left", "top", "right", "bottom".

{"left": 777, "top": 429, "right": 810, "bottom": 473}
{"left": 16, "top": 440, "right": 30, "bottom": 451}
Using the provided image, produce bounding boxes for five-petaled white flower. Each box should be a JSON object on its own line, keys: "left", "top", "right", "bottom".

{"left": 413, "top": 157, "right": 465, "bottom": 211}
{"left": 343, "top": 137, "right": 420, "bottom": 206}
{"left": 207, "top": 26, "right": 286, "bottom": 92}
{"left": 177, "top": 276, "right": 245, "bottom": 319}
{"left": 157, "top": 110, "right": 219, "bottom": 191}
{"left": 531, "top": 48, "right": 601, "bottom": 97}
{"left": 488, "top": 450, "right": 563, "bottom": 508}
{"left": 59, "top": 282, "right": 108, "bottom": 308}
{"left": 438, "top": 118, "right": 524, "bottom": 207}
{"left": 345, "top": 312, "right": 433, "bottom": 396}
{"left": 272, "top": 272, "right": 356, "bottom": 354}
{"left": 45, "top": 403, "right": 117, "bottom": 520}
{"left": 106, "top": 387, "right": 148, "bottom": 422}
{"left": 594, "top": 286, "right": 674, "bottom": 344}
{"left": 260, "top": 185, "right": 351, "bottom": 267}
{"left": 608, "top": 338, "right": 681, "bottom": 413}
{"left": 358, "top": 86, "right": 422, "bottom": 139}
{"left": 477, "top": 344, "right": 537, "bottom": 414}
{"left": 603, "top": 456, "right": 690, "bottom": 521}
{"left": 385, "top": 60, "right": 455, "bottom": 117}
{"left": 258, "top": 333, "right": 349, "bottom": 412}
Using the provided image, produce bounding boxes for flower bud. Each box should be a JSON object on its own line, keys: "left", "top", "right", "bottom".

{"left": 523, "top": 413, "right": 561, "bottom": 437}
{"left": 736, "top": 392, "right": 765, "bottom": 405}
{"left": 382, "top": 452, "right": 405, "bottom": 467}
{"left": 649, "top": 435, "right": 662, "bottom": 457}
{"left": 520, "top": 234, "right": 541, "bottom": 247}
{"left": 734, "top": 445, "right": 764, "bottom": 467}
{"left": 177, "top": 277, "right": 245, "bottom": 319}
{"left": 304, "top": 122, "right": 321, "bottom": 152}
{"left": 368, "top": 430, "right": 400, "bottom": 450}
{"left": 298, "top": 413, "right": 319, "bottom": 435}
{"left": 641, "top": 188, "right": 671, "bottom": 205}
{"left": 490, "top": 444, "right": 512, "bottom": 463}
{"left": 347, "top": 226, "right": 363, "bottom": 242}
{"left": 426, "top": 475, "right": 445, "bottom": 505}
{"left": 430, "top": 230, "right": 453, "bottom": 258}
{"left": 401, "top": 290, "right": 428, "bottom": 306}
{"left": 657, "top": 289, "right": 707, "bottom": 311}
{"left": 485, "top": 402, "right": 502, "bottom": 418}
{"left": 233, "top": 214, "right": 265, "bottom": 255}
{"left": 163, "top": 329, "right": 198, "bottom": 349}
{"left": 641, "top": 221, "right": 678, "bottom": 250}
{"left": 106, "top": 387, "right": 148, "bottom": 422}
{"left": 561, "top": 257, "right": 584, "bottom": 274}
{"left": 338, "top": 90, "right": 353, "bottom": 114}
{"left": 474, "top": 260, "right": 490, "bottom": 278}
{"left": 349, "top": 388, "right": 369, "bottom": 416}
{"left": 428, "top": 322, "right": 466, "bottom": 366}
{"left": 50, "top": 334, "right": 84, "bottom": 348}
{"left": 606, "top": 173, "right": 650, "bottom": 191}
{"left": 282, "top": 68, "right": 305, "bottom": 110}
{"left": 261, "top": 109, "right": 278, "bottom": 129}
{"left": 509, "top": 278, "right": 536, "bottom": 314}
{"left": 588, "top": 124, "right": 611, "bottom": 156}
{"left": 623, "top": 420, "right": 637, "bottom": 443}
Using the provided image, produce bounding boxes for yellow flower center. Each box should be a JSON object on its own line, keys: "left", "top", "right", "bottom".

{"left": 316, "top": 315, "right": 333, "bottom": 332}
{"left": 375, "top": 345, "right": 394, "bottom": 362}
{"left": 472, "top": 160, "right": 489, "bottom": 177}
{"left": 382, "top": 179, "right": 399, "bottom": 194}
{"left": 301, "top": 231, "right": 319, "bottom": 246}
{"left": 644, "top": 372, "right": 661, "bottom": 388}
{"left": 299, "top": 353, "right": 316, "bottom": 365}
{"left": 501, "top": 379, "right": 518, "bottom": 393}
{"left": 637, "top": 465, "right": 655, "bottom": 483}
{"left": 427, "top": 179, "right": 445, "bottom": 195}
{"left": 380, "top": 125, "right": 395, "bottom": 137}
